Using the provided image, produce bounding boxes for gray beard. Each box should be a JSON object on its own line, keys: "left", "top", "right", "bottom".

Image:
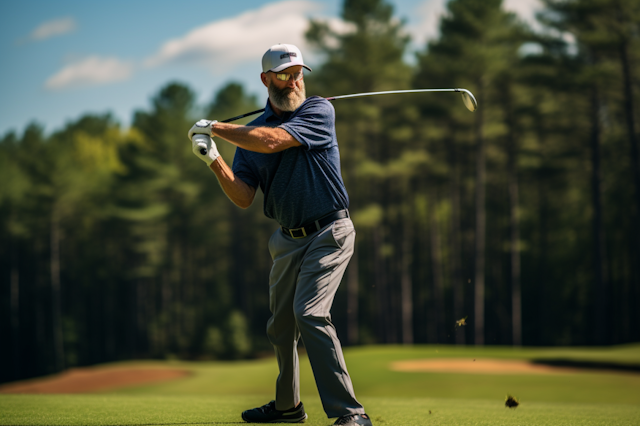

{"left": 268, "top": 79, "right": 306, "bottom": 112}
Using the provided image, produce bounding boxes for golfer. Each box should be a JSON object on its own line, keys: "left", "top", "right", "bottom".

{"left": 188, "top": 44, "right": 372, "bottom": 426}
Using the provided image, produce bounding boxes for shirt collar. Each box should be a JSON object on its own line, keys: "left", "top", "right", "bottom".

{"left": 264, "top": 99, "right": 292, "bottom": 122}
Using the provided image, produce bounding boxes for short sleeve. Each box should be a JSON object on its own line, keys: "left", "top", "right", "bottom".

{"left": 279, "top": 97, "right": 335, "bottom": 150}
{"left": 231, "top": 147, "right": 259, "bottom": 189}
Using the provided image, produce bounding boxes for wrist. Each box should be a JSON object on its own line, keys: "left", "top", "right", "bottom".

{"left": 203, "top": 150, "right": 220, "bottom": 166}
{"left": 208, "top": 156, "right": 220, "bottom": 171}
{"left": 210, "top": 121, "right": 219, "bottom": 137}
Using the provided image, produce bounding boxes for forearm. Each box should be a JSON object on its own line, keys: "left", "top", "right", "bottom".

{"left": 209, "top": 156, "right": 256, "bottom": 209}
{"left": 211, "top": 122, "right": 301, "bottom": 153}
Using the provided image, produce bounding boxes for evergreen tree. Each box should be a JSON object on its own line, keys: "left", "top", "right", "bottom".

{"left": 416, "top": 0, "right": 527, "bottom": 345}
{"left": 307, "top": 0, "right": 416, "bottom": 344}
{"left": 539, "top": 0, "right": 640, "bottom": 344}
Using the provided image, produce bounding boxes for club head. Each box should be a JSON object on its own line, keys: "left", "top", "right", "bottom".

{"left": 458, "top": 89, "right": 478, "bottom": 112}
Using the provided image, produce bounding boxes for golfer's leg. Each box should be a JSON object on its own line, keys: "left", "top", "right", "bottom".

{"left": 267, "top": 229, "right": 303, "bottom": 411}
{"left": 294, "top": 219, "right": 365, "bottom": 418}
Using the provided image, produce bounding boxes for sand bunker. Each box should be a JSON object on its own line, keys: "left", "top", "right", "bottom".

{"left": 390, "top": 358, "right": 584, "bottom": 375}
{"left": 0, "top": 367, "right": 189, "bottom": 394}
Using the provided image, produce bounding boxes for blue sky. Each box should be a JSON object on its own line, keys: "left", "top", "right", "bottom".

{"left": 0, "top": 0, "right": 541, "bottom": 136}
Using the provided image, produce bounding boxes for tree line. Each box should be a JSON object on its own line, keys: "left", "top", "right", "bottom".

{"left": 1, "top": 0, "right": 638, "bottom": 384}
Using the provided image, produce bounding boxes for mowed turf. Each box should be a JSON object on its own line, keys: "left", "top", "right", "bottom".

{"left": 2, "top": 394, "right": 640, "bottom": 426}
{"left": 1, "top": 344, "right": 639, "bottom": 425}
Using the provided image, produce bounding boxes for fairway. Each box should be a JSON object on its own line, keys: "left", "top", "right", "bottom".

{"left": 1, "top": 345, "right": 639, "bottom": 425}
{"left": 2, "top": 394, "right": 640, "bottom": 426}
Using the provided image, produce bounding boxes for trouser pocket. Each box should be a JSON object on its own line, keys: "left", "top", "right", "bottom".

{"left": 330, "top": 218, "right": 355, "bottom": 249}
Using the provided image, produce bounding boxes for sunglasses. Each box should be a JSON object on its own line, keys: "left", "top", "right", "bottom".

{"left": 274, "top": 70, "right": 304, "bottom": 82}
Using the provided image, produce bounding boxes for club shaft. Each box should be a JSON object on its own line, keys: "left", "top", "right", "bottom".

{"left": 222, "top": 109, "right": 266, "bottom": 123}
{"left": 326, "top": 88, "right": 463, "bottom": 101}
{"left": 221, "top": 88, "right": 470, "bottom": 123}
{"left": 199, "top": 88, "right": 475, "bottom": 155}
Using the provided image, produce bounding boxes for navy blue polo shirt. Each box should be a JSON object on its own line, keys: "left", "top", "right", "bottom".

{"left": 231, "top": 96, "right": 349, "bottom": 229}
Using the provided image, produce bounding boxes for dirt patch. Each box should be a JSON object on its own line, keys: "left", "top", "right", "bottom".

{"left": 0, "top": 367, "right": 190, "bottom": 394}
{"left": 390, "top": 358, "right": 585, "bottom": 375}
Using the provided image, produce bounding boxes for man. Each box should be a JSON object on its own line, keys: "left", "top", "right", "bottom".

{"left": 187, "top": 44, "right": 372, "bottom": 426}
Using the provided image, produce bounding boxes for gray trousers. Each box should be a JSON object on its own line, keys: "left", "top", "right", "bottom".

{"left": 267, "top": 217, "right": 364, "bottom": 418}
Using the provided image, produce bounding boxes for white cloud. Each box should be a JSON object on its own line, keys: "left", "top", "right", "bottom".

{"left": 503, "top": 0, "right": 544, "bottom": 30}
{"left": 29, "top": 17, "right": 76, "bottom": 42}
{"left": 410, "top": 0, "right": 544, "bottom": 45}
{"left": 42, "top": 1, "right": 335, "bottom": 91}
{"left": 145, "top": 0, "right": 322, "bottom": 73}
{"left": 45, "top": 56, "right": 134, "bottom": 90}
{"left": 410, "top": 0, "right": 448, "bottom": 46}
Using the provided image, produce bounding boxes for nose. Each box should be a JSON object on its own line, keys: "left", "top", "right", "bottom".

{"left": 286, "top": 78, "right": 297, "bottom": 89}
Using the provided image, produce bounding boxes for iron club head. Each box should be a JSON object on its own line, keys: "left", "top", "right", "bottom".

{"left": 457, "top": 89, "right": 478, "bottom": 112}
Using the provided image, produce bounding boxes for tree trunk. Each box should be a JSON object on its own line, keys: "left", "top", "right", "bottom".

{"left": 50, "top": 207, "right": 65, "bottom": 371}
{"left": 105, "top": 269, "right": 115, "bottom": 360}
{"left": 149, "top": 278, "right": 158, "bottom": 355}
{"left": 10, "top": 234, "right": 21, "bottom": 380}
{"left": 590, "top": 86, "right": 609, "bottom": 345}
{"left": 535, "top": 105, "right": 549, "bottom": 346}
{"left": 618, "top": 39, "right": 640, "bottom": 342}
{"left": 373, "top": 227, "right": 388, "bottom": 342}
{"left": 230, "top": 203, "right": 248, "bottom": 311}
{"left": 428, "top": 188, "right": 445, "bottom": 343}
{"left": 474, "top": 81, "right": 486, "bottom": 346}
{"left": 508, "top": 140, "right": 522, "bottom": 346}
{"left": 162, "top": 269, "right": 171, "bottom": 352}
{"left": 619, "top": 30, "right": 640, "bottom": 241}
{"left": 447, "top": 123, "right": 465, "bottom": 344}
{"left": 400, "top": 195, "right": 414, "bottom": 345}
{"left": 503, "top": 82, "right": 522, "bottom": 346}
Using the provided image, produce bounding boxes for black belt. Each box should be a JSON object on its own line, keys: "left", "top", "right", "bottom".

{"left": 282, "top": 209, "right": 349, "bottom": 239}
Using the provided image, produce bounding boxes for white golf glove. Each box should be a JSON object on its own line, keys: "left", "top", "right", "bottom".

{"left": 188, "top": 119, "right": 217, "bottom": 140}
{"left": 191, "top": 134, "right": 220, "bottom": 166}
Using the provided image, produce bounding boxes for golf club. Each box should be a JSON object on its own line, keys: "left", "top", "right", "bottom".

{"left": 197, "top": 88, "right": 477, "bottom": 155}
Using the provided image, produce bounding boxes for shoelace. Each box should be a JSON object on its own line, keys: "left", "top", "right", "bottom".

{"left": 259, "top": 401, "right": 277, "bottom": 414}
{"left": 335, "top": 414, "right": 357, "bottom": 425}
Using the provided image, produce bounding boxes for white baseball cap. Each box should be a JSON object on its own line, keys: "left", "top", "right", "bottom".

{"left": 262, "top": 43, "right": 312, "bottom": 73}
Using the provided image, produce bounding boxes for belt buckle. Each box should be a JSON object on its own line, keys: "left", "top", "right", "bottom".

{"left": 288, "top": 227, "right": 307, "bottom": 239}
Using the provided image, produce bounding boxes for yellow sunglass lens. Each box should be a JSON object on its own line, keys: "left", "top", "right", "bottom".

{"left": 275, "top": 72, "right": 302, "bottom": 81}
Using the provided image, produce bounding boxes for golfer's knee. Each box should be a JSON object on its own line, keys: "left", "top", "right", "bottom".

{"left": 267, "top": 330, "right": 289, "bottom": 347}
{"left": 293, "top": 304, "right": 308, "bottom": 324}
{"left": 293, "top": 307, "right": 326, "bottom": 329}
{"left": 267, "top": 320, "right": 296, "bottom": 347}
{"left": 266, "top": 320, "right": 281, "bottom": 346}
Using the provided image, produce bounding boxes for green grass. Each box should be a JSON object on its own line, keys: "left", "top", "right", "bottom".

{"left": 2, "top": 394, "right": 639, "bottom": 426}
{"left": 2, "top": 344, "right": 639, "bottom": 425}
{"left": 342, "top": 344, "right": 640, "bottom": 404}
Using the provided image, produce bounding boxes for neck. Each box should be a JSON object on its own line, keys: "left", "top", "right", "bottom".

{"left": 269, "top": 98, "right": 284, "bottom": 117}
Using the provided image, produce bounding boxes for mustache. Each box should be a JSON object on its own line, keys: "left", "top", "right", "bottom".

{"left": 269, "top": 79, "right": 306, "bottom": 112}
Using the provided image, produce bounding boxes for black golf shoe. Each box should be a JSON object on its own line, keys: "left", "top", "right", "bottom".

{"left": 333, "top": 413, "right": 373, "bottom": 426}
{"left": 241, "top": 400, "right": 307, "bottom": 423}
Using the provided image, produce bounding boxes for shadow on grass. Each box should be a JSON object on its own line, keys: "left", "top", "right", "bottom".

{"left": 532, "top": 359, "right": 640, "bottom": 373}
{"left": 6, "top": 423, "right": 247, "bottom": 426}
